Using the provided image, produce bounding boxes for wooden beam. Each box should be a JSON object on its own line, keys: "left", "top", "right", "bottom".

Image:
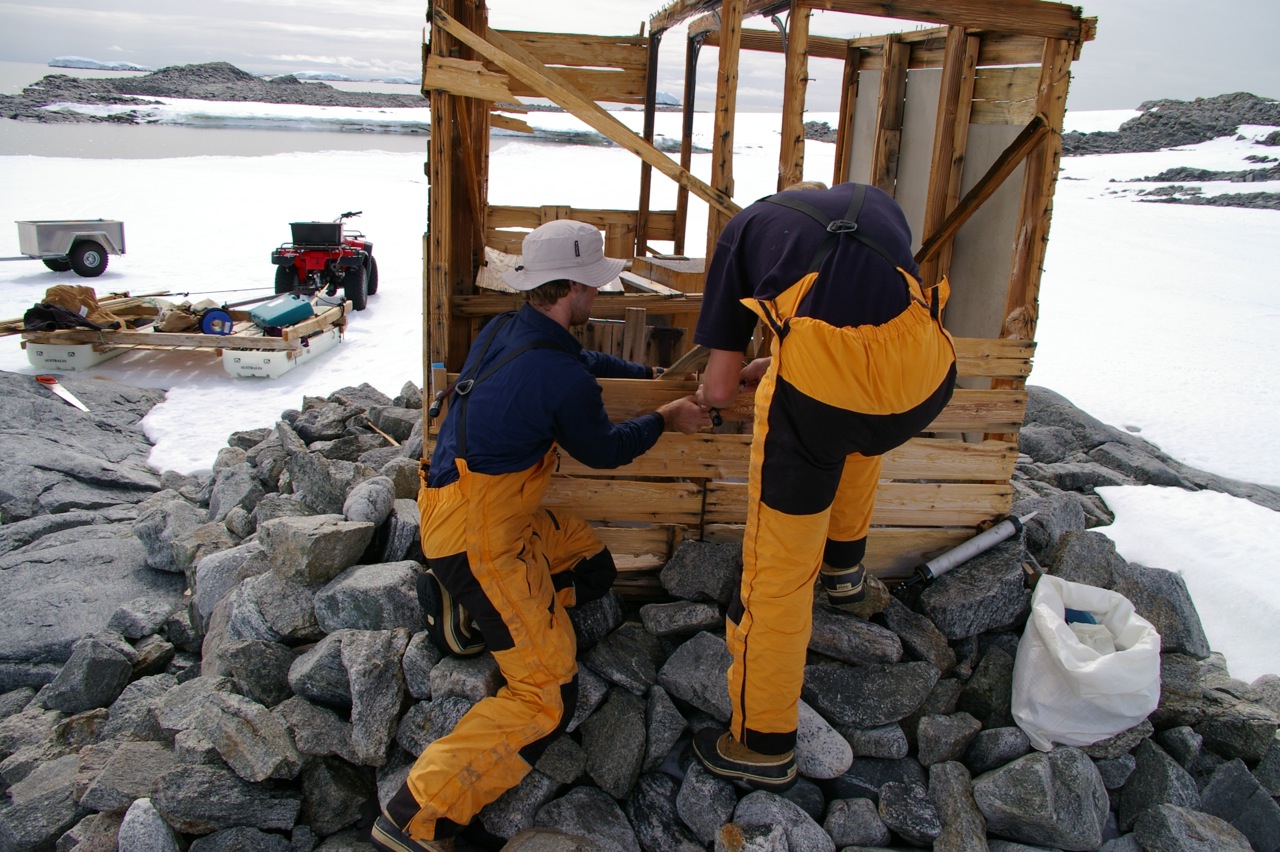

{"left": 919, "top": 26, "right": 978, "bottom": 289}
{"left": 637, "top": 32, "right": 661, "bottom": 256}
{"left": 798, "top": 0, "right": 1091, "bottom": 43}
{"left": 706, "top": 0, "right": 744, "bottom": 259}
{"left": 675, "top": 33, "right": 703, "bottom": 255}
{"left": 1003, "top": 38, "right": 1073, "bottom": 341}
{"left": 651, "top": 0, "right": 787, "bottom": 35}
{"left": 422, "top": 55, "right": 515, "bottom": 101}
{"left": 704, "top": 26, "right": 848, "bottom": 60}
{"left": 870, "top": 33, "right": 908, "bottom": 196}
{"left": 914, "top": 113, "right": 1050, "bottom": 266}
{"left": 432, "top": 7, "right": 740, "bottom": 221}
{"left": 777, "top": 2, "right": 811, "bottom": 191}
{"left": 832, "top": 42, "right": 862, "bottom": 184}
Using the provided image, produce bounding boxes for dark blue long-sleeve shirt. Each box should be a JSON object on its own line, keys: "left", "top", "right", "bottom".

{"left": 427, "top": 304, "right": 663, "bottom": 487}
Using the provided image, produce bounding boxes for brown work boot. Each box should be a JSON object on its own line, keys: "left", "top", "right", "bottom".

{"left": 692, "top": 728, "right": 797, "bottom": 791}
{"left": 820, "top": 562, "right": 866, "bottom": 610}
{"left": 370, "top": 813, "right": 455, "bottom": 852}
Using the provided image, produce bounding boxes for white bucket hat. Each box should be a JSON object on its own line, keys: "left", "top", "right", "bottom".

{"left": 502, "top": 219, "right": 625, "bottom": 291}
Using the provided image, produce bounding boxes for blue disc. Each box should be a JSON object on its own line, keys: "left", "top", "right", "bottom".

{"left": 200, "top": 309, "right": 234, "bottom": 336}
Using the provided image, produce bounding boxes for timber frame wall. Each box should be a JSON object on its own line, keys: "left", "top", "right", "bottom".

{"left": 421, "top": 0, "right": 1095, "bottom": 597}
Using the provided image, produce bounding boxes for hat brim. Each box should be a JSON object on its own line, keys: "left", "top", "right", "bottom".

{"left": 501, "top": 255, "right": 626, "bottom": 291}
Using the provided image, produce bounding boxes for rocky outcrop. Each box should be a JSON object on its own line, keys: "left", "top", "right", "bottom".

{"left": 0, "top": 373, "right": 1278, "bottom": 850}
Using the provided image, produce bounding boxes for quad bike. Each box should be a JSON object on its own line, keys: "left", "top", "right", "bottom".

{"left": 270, "top": 211, "right": 379, "bottom": 310}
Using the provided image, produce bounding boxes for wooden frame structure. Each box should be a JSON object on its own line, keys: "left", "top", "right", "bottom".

{"left": 420, "top": 0, "right": 1094, "bottom": 596}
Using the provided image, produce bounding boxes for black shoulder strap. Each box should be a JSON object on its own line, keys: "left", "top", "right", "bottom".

{"left": 761, "top": 183, "right": 902, "bottom": 273}
{"left": 453, "top": 312, "right": 567, "bottom": 461}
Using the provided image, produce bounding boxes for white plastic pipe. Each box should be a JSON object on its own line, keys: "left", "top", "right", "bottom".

{"left": 915, "top": 511, "right": 1039, "bottom": 583}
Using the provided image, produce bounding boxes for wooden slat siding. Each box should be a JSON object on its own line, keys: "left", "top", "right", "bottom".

{"left": 969, "top": 66, "right": 1042, "bottom": 125}
{"left": 706, "top": 0, "right": 744, "bottom": 261}
{"left": 832, "top": 42, "right": 862, "bottom": 185}
{"left": 1004, "top": 39, "right": 1073, "bottom": 344}
{"left": 422, "top": 55, "right": 516, "bottom": 102}
{"left": 492, "top": 31, "right": 652, "bottom": 74}
{"left": 707, "top": 26, "right": 848, "bottom": 61}
{"left": 452, "top": 292, "right": 704, "bottom": 319}
{"left": 798, "top": 0, "right": 1090, "bottom": 43}
{"left": 555, "top": 434, "right": 1017, "bottom": 482}
{"left": 846, "top": 30, "right": 1044, "bottom": 70}
{"left": 919, "top": 26, "right": 977, "bottom": 291}
{"left": 487, "top": 205, "right": 678, "bottom": 238}
{"left": 636, "top": 32, "right": 661, "bottom": 256}
{"left": 705, "top": 481, "right": 1013, "bottom": 526}
{"left": 434, "top": 11, "right": 740, "bottom": 220}
{"left": 595, "top": 525, "right": 683, "bottom": 563}
{"left": 778, "top": 1, "right": 811, "bottom": 191}
{"left": 870, "top": 34, "right": 909, "bottom": 196}
{"left": 501, "top": 68, "right": 649, "bottom": 105}
{"left": 544, "top": 478, "right": 706, "bottom": 525}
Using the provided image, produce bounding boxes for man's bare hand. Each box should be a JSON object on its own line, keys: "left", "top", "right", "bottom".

{"left": 658, "top": 395, "right": 712, "bottom": 434}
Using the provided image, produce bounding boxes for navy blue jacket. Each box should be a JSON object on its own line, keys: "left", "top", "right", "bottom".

{"left": 428, "top": 304, "right": 663, "bottom": 487}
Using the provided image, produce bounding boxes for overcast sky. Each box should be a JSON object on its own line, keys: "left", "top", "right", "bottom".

{"left": 2, "top": 0, "right": 1277, "bottom": 111}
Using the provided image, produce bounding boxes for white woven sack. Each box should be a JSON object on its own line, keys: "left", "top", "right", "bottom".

{"left": 1011, "top": 574, "right": 1162, "bottom": 751}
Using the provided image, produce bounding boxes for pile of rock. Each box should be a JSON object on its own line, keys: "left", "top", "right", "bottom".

{"left": 1, "top": 371, "right": 1279, "bottom": 851}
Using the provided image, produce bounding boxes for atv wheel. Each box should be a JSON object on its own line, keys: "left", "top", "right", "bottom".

{"left": 275, "top": 265, "right": 299, "bottom": 295}
{"left": 70, "top": 241, "right": 108, "bottom": 277}
{"left": 42, "top": 258, "right": 72, "bottom": 272}
{"left": 366, "top": 256, "right": 379, "bottom": 296}
{"left": 343, "top": 264, "right": 368, "bottom": 311}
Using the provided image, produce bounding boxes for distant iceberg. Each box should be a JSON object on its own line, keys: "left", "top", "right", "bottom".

{"left": 291, "top": 72, "right": 355, "bottom": 82}
{"left": 49, "top": 56, "right": 151, "bottom": 72}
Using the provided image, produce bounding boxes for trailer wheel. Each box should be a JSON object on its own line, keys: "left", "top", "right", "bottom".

{"left": 342, "top": 264, "right": 367, "bottom": 311}
{"left": 366, "top": 256, "right": 379, "bottom": 296}
{"left": 275, "top": 265, "right": 298, "bottom": 294}
{"left": 42, "top": 258, "right": 72, "bottom": 272}
{"left": 70, "top": 241, "right": 108, "bottom": 277}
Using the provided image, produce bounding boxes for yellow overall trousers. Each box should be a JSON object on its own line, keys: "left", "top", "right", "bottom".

{"left": 727, "top": 268, "right": 956, "bottom": 756}
{"left": 387, "top": 449, "right": 608, "bottom": 841}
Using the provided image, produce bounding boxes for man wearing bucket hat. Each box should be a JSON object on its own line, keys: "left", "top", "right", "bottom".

{"left": 372, "top": 219, "right": 708, "bottom": 852}
{"left": 690, "top": 182, "right": 957, "bottom": 791}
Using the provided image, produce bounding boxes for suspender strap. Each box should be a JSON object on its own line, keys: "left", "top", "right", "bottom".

{"left": 453, "top": 312, "right": 566, "bottom": 461}
{"left": 761, "top": 183, "right": 902, "bottom": 274}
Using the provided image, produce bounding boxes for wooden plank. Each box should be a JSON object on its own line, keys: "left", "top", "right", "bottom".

{"left": 970, "top": 65, "right": 1041, "bottom": 125}
{"left": 454, "top": 292, "right": 703, "bottom": 319}
{"left": 709, "top": 27, "right": 849, "bottom": 60}
{"left": 492, "top": 30, "right": 651, "bottom": 74}
{"left": 556, "top": 433, "right": 1017, "bottom": 482}
{"left": 489, "top": 113, "right": 533, "bottom": 134}
{"left": 675, "top": 33, "right": 702, "bottom": 256}
{"left": 501, "top": 68, "right": 649, "bottom": 105}
{"left": 706, "top": 480, "right": 1013, "bottom": 526}
{"left": 919, "top": 26, "right": 978, "bottom": 291}
{"left": 1003, "top": 39, "right": 1073, "bottom": 342}
{"left": 953, "top": 337, "right": 1035, "bottom": 379}
{"left": 593, "top": 524, "right": 683, "bottom": 563}
{"left": 870, "top": 34, "right": 908, "bottom": 196}
{"left": 422, "top": 55, "right": 515, "bottom": 101}
{"left": 623, "top": 307, "right": 647, "bottom": 363}
{"left": 844, "top": 28, "right": 1045, "bottom": 69}
{"left": 543, "top": 478, "right": 705, "bottom": 524}
{"left": 619, "top": 272, "right": 683, "bottom": 296}
{"left": 636, "top": 32, "right": 661, "bottom": 256}
{"left": 777, "top": 1, "right": 811, "bottom": 191}
{"left": 433, "top": 9, "right": 740, "bottom": 220}
{"left": 706, "top": 0, "right": 744, "bottom": 259}
{"left": 651, "top": 0, "right": 778, "bottom": 35}
{"left": 832, "top": 42, "right": 862, "bottom": 185}
{"left": 797, "top": 0, "right": 1091, "bottom": 43}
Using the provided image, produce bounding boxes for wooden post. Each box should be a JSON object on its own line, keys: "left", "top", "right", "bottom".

{"left": 832, "top": 42, "right": 862, "bottom": 185}
{"left": 706, "top": 0, "right": 744, "bottom": 261}
{"left": 623, "top": 307, "right": 648, "bottom": 363}
{"left": 870, "top": 33, "right": 908, "bottom": 197}
{"left": 919, "top": 26, "right": 978, "bottom": 289}
{"left": 1002, "top": 38, "right": 1073, "bottom": 342}
{"left": 777, "top": 2, "right": 811, "bottom": 191}
{"left": 636, "top": 30, "right": 661, "bottom": 258}
{"left": 675, "top": 33, "right": 703, "bottom": 256}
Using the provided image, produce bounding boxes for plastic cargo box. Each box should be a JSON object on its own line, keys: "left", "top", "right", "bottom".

{"left": 290, "top": 221, "right": 343, "bottom": 245}
{"left": 249, "top": 294, "right": 315, "bottom": 329}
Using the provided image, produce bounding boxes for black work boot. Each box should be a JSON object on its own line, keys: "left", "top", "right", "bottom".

{"left": 370, "top": 813, "right": 455, "bottom": 852}
{"left": 692, "top": 727, "right": 797, "bottom": 791}
{"left": 417, "top": 569, "right": 485, "bottom": 657}
{"left": 820, "top": 562, "right": 866, "bottom": 611}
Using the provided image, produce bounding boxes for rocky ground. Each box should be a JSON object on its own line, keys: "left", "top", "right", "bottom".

{"left": 1, "top": 368, "right": 1279, "bottom": 851}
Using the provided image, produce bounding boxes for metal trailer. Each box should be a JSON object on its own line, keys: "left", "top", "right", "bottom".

{"left": 5, "top": 219, "right": 126, "bottom": 277}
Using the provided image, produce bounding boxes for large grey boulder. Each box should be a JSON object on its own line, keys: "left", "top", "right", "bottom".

{"left": 974, "top": 747, "right": 1110, "bottom": 850}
